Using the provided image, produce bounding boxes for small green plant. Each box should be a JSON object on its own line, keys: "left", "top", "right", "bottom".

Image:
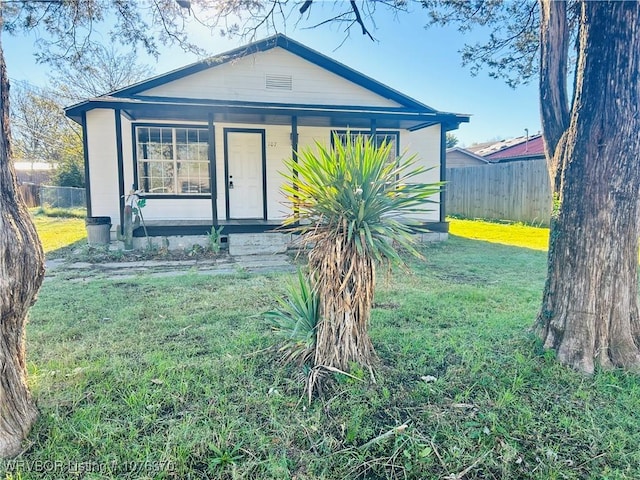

{"left": 264, "top": 269, "right": 319, "bottom": 367}
{"left": 207, "top": 443, "right": 243, "bottom": 471}
{"left": 207, "top": 225, "right": 225, "bottom": 254}
{"left": 187, "top": 244, "right": 206, "bottom": 257}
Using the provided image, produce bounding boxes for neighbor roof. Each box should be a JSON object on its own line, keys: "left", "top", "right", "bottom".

{"left": 446, "top": 147, "right": 490, "bottom": 164}
{"left": 484, "top": 134, "right": 545, "bottom": 161}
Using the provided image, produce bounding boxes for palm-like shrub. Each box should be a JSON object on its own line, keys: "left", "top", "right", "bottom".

{"left": 264, "top": 269, "right": 319, "bottom": 367}
{"left": 281, "top": 134, "right": 441, "bottom": 392}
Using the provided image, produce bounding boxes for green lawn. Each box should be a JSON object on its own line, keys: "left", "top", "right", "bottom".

{"left": 31, "top": 210, "right": 87, "bottom": 254}
{"left": 29, "top": 214, "right": 551, "bottom": 257}
{"left": 4, "top": 223, "right": 639, "bottom": 479}
{"left": 449, "top": 218, "right": 550, "bottom": 251}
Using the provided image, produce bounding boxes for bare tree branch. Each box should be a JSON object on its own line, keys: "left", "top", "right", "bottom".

{"left": 299, "top": 0, "right": 313, "bottom": 15}
{"left": 349, "top": 1, "right": 374, "bottom": 40}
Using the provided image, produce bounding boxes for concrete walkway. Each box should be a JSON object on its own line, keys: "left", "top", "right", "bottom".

{"left": 45, "top": 253, "right": 296, "bottom": 282}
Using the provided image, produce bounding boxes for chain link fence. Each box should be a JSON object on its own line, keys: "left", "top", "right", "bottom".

{"left": 39, "top": 185, "right": 86, "bottom": 209}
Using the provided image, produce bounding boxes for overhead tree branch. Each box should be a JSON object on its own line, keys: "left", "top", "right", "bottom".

{"left": 299, "top": 0, "right": 313, "bottom": 15}
{"left": 350, "top": 1, "right": 374, "bottom": 40}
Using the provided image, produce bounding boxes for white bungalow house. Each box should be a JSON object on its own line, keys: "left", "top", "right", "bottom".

{"left": 65, "top": 34, "right": 469, "bottom": 249}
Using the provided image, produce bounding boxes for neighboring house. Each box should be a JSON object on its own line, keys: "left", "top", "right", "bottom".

{"left": 15, "top": 161, "right": 57, "bottom": 208}
{"left": 14, "top": 161, "right": 56, "bottom": 185}
{"left": 446, "top": 147, "right": 490, "bottom": 167}
{"left": 65, "top": 34, "right": 469, "bottom": 244}
{"left": 472, "top": 134, "right": 545, "bottom": 163}
{"left": 446, "top": 133, "right": 550, "bottom": 224}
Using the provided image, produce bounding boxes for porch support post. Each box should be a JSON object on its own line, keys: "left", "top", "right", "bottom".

{"left": 291, "top": 116, "right": 299, "bottom": 220}
{"left": 115, "top": 109, "right": 125, "bottom": 235}
{"left": 81, "top": 111, "right": 92, "bottom": 217}
{"left": 370, "top": 118, "right": 377, "bottom": 138}
{"left": 291, "top": 116, "right": 299, "bottom": 163}
{"left": 439, "top": 124, "right": 447, "bottom": 223}
{"left": 208, "top": 113, "right": 218, "bottom": 227}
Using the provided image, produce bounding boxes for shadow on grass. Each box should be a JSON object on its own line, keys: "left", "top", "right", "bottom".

{"left": 44, "top": 238, "right": 88, "bottom": 260}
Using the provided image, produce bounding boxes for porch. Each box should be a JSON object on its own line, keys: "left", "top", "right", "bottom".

{"left": 132, "top": 219, "right": 284, "bottom": 237}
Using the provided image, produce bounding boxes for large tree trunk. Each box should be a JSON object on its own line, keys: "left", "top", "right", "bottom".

{"left": 0, "top": 20, "right": 45, "bottom": 457}
{"left": 310, "top": 232, "right": 377, "bottom": 376}
{"left": 537, "top": 1, "right": 640, "bottom": 373}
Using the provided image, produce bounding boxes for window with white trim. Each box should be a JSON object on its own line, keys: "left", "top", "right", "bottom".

{"left": 136, "top": 126, "right": 210, "bottom": 195}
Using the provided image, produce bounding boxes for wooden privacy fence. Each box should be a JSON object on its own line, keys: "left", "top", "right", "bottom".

{"left": 18, "top": 183, "right": 40, "bottom": 208}
{"left": 445, "top": 159, "right": 553, "bottom": 225}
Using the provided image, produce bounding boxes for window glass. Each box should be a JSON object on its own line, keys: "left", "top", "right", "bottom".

{"left": 136, "top": 126, "right": 210, "bottom": 195}
{"left": 332, "top": 130, "right": 399, "bottom": 163}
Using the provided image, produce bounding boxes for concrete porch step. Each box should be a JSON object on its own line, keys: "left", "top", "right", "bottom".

{"left": 227, "top": 232, "right": 291, "bottom": 256}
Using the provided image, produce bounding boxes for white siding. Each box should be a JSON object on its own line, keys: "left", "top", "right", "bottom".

{"left": 213, "top": 124, "right": 227, "bottom": 222}
{"left": 121, "top": 115, "right": 134, "bottom": 197}
{"left": 447, "top": 150, "right": 487, "bottom": 167}
{"left": 264, "top": 125, "right": 292, "bottom": 220}
{"left": 86, "top": 109, "right": 120, "bottom": 227}
{"left": 400, "top": 125, "right": 442, "bottom": 222}
{"left": 137, "top": 199, "right": 213, "bottom": 221}
{"left": 88, "top": 116, "right": 443, "bottom": 225}
{"left": 142, "top": 48, "right": 402, "bottom": 108}
{"left": 297, "top": 126, "right": 332, "bottom": 154}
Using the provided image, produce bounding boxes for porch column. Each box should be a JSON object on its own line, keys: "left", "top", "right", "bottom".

{"left": 115, "top": 109, "right": 125, "bottom": 235}
{"left": 291, "top": 116, "right": 299, "bottom": 162}
{"left": 81, "top": 111, "right": 92, "bottom": 217}
{"left": 370, "top": 118, "right": 377, "bottom": 138}
{"left": 208, "top": 113, "right": 218, "bottom": 227}
{"left": 291, "top": 116, "right": 299, "bottom": 219}
{"left": 439, "top": 124, "right": 447, "bottom": 223}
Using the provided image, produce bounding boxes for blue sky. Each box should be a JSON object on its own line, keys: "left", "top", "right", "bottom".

{"left": 3, "top": 4, "right": 541, "bottom": 147}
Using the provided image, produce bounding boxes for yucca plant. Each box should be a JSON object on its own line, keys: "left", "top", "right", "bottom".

{"left": 264, "top": 269, "right": 319, "bottom": 367}
{"left": 281, "top": 133, "right": 442, "bottom": 394}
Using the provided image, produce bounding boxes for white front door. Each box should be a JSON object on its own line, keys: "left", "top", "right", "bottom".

{"left": 225, "top": 130, "right": 265, "bottom": 219}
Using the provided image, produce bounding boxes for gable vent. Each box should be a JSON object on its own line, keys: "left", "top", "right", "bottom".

{"left": 265, "top": 74, "right": 293, "bottom": 90}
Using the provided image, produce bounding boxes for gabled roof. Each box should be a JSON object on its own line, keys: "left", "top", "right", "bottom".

{"left": 65, "top": 34, "right": 470, "bottom": 131}
{"left": 108, "top": 34, "right": 435, "bottom": 112}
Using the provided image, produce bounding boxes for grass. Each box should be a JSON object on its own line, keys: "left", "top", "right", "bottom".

{"left": 30, "top": 208, "right": 87, "bottom": 254}
{"left": 32, "top": 205, "right": 87, "bottom": 219}
{"left": 2, "top": 221, "right": 639, "bottom": 479}
{"left": 28, "top": 211, "right": 551, "bottom": 260}
{"left": 449, "top": 217, "right": 549, "bottom": 251}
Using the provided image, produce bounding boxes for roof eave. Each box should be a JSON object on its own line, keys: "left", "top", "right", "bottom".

{"left": 64, "top": 97, "right": 469, "bottom": 130}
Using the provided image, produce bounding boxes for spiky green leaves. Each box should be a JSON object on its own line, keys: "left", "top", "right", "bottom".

{"left": 264, "top": 270, "right": 319, "bottom": 367}
{"left": 281, "top": 134, "right": 442, "bottom": 264}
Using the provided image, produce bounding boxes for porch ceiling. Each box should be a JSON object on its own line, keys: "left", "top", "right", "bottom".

{"left": 65, "top": 96, "right": 470, "bottom": 131}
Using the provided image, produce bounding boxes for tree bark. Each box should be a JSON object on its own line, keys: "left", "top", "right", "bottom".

{"left": 0, "top": 15, "right": 45, "bottom": 457}
{"left": 537, "top": 1, "right": 640, "bottom": 373}
{"left": 538, "top": 0, "right": 570, "bottom": 194}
